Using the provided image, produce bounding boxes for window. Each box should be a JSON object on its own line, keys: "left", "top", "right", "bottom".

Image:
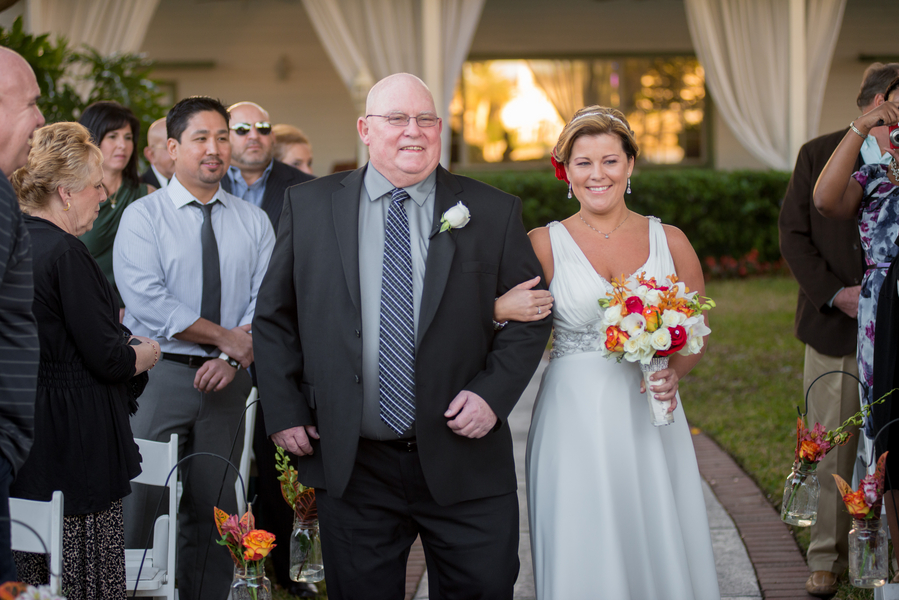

{"left": 451, "top": 56, "right": 707, "bottom": 168}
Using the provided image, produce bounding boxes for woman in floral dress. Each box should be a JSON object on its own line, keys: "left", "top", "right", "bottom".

{"left": 815, "top": 75, "right": 899, "bottom": 542}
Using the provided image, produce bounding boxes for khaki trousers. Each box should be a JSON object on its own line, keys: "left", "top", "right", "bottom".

{"left": 803, "top": 345, "right": 860, "bottom": 574}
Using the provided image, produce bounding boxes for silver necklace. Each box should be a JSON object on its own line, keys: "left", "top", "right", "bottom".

{"left": 578, "top": 211, "right": 630, "bottom": 239}
{"left": 891, "top": 157, "right": 899, "bottom": 181}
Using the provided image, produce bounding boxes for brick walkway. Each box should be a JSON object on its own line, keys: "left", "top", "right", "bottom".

{"left": 693, "top": 431, "right": 817, "bottom": 599}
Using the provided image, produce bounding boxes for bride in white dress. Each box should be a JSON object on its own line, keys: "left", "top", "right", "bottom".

{"left": 497, "top": 107, "right": 719, "bottom": 599}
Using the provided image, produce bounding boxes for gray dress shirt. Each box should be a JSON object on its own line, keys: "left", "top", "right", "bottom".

{"left": 359, "top": 166, "right": 437, "bottom": 439}
{"left": 113, "top": 175, "right": 275, "bottom": 356}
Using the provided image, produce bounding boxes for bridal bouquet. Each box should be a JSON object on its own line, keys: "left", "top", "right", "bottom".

{"left": 598, "top": 273, "right": 714, "bottom": 426}
{"left": 835, "top": 452, "right": 889, "bottom": 588}
{"left": 597, "top": 273, "right": 713, "bottom": 364}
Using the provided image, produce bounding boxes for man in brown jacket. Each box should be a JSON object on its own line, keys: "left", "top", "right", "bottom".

{"left": 779, "top": 62, "right": 899, "bottom": 597}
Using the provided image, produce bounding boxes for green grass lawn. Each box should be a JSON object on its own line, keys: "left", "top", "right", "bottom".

{"left": 684, "top": 275, "right": 873, "bottom": 600}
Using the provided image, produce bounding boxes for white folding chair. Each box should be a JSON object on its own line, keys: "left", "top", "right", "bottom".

{"left": 126, "top": 434, "right": 178, "bottom": 600}
{"left": 235, "top": 387, "right": 258, "bottom": 515}
{"left": 9, "top": 490, "right": 64, "bottom": 595}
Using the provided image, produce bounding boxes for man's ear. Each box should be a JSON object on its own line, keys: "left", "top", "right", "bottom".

{"left": 167, "top": 137, "right": 179, "bottom": 162}
{"left": 357, "top": 117, "right": 371, "bottom": 146}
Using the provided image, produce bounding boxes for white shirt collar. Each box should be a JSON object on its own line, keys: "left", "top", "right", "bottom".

{"left": 167, "top": 175, "right": 230, "bottom": 209}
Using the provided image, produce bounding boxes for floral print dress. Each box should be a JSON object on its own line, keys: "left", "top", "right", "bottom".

{"left": 854, "top": 163, "right": 899, "bottom": 421}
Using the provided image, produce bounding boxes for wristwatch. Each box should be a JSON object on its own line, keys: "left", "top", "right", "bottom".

{"left": 218, "top": 352, "right": 241, "bottom": 370}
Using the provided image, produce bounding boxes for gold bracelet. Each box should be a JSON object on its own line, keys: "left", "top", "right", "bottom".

{"left": 849, "top": 121, "right": 866, "bottom": 139}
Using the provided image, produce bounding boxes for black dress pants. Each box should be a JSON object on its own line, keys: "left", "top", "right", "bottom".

{"left": 317, "top": 438, "right": 519, "bottom": 600}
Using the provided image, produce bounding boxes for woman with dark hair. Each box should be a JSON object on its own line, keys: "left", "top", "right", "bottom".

{"left": 495, "top": 106, "right": 718, "bottom": 599}
{"left": 78, "top": 101, "right": 155, "bottom": 310}
{"left": 10, "top": 122, "right": 160, "bottom": 599}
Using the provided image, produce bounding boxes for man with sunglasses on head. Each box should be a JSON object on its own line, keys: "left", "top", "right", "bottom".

{"left": 221, "top": 101, "right": 316, "bottom": 598}
{"left": 222, "top": 102, "right": 313, "bottom": 233}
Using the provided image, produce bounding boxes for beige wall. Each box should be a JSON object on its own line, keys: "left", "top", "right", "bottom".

{"left": 140, "top": 0, "right": 358, "bottom": 177}
{"left": 4, "top": 0, "right": 898, "bottom": 174}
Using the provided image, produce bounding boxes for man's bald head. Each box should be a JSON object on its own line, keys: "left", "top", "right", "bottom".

{"left": 0, "top": 47, "right": 45, "bottom": 176}
{"left": 365, "top": 73, "right": 432, "bottom": 116}
{"left": 143, "top": 117, "right": 175, "bottom": 180}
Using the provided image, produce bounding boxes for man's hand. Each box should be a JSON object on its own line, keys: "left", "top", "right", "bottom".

{"left": 834, "top": 285, "right": 861, "bottom": 319}
{"left": 194, "top": 358, "right": 236, "bottom": 392}
{"left": 272, "top": 425, "right": 320, "bottom": 456}
{"left": 219, "top": 324, "right": 254, "bottom": 368}
{"left": 445, "top": 391, "right": 497, "bottom": 438}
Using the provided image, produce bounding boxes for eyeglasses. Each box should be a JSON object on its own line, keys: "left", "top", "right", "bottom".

{"left": 366, "top": 114, "right": 440, "bottom": 128}
{"left": 230, "top": 121, "right": 272, "bottom": 136}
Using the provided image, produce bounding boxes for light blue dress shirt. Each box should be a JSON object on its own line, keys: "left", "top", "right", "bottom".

{"left": 861, "top": 135, "right": 893, "bottom": 166}
{"left": 227, "top": 161, "right": 274, "bottom": 208}
{"left": 113, "top": 175, "right": 275, "bottom": 356}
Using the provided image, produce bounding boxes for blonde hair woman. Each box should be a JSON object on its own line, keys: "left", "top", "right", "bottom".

{"left": 10, "top": 122, "right": 159, "bottom": 599}
{"left": 272, "top": 123, "right": 314, "bottom": 175}
{"left": 509, "top": 107, "right": 718, "bottom": 599}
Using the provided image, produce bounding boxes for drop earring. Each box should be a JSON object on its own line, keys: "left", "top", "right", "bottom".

{"left": 567, "top": 182, "right": 572, "bottom": 199}
{"left": 626, "top": 177, "right": 631, "bottom": 195}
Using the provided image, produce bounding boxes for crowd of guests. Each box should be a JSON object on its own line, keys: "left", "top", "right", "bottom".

{"left": 0, "top": 45, "right": 318, "bottom": 600}
{"left": 1, "top": 38, "right": 899, "bottom": 600}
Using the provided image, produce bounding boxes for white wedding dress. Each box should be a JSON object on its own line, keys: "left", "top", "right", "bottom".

{"left": 526, "top": 218, "right": 720, "bottom": 599}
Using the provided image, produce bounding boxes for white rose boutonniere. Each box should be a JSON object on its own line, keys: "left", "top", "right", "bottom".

{"left": 439, "top": 201, "right": 471, "bottom": 233}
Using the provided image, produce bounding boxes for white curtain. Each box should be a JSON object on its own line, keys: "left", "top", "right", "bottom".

{"left": 806, "top": 0, "right": 846, "bottom": 137}
{"left": 684, "top": 0, "right": 845, "bottom": 170}
{"left": 527, "top": 60, "right": 589, "bottom": 123}
{"left": 27, "top": 0, "right": 161, "bottom": 54}
{"left": 301, "top": 0, "right": 485, "bottom": 165}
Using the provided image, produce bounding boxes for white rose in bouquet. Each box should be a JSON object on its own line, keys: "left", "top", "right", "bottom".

{"left": 661, "top": 309, "right": 686, "bottom": 328}
{"left": 650, "top": 328, "right": 672, "bottom": 351}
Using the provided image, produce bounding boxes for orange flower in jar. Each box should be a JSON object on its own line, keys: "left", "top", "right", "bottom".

{"left": 242, "top": 529, "right": 276, "bottom": 561}
{"left": 605, "top": 326, "right": 629, "bottom": 352}
{"left": 842, "top": 489, "right": 871, "bottom": 519}
{"left": 798, "top": 440, "right": 826, "bottom": 463}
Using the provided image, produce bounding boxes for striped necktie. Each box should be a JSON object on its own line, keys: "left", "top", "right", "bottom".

{"left": 378, "top": 188, "right": 416, "bottom": 436}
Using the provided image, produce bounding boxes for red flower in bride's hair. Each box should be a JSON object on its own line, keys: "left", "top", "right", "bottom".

{"left": 550, "top": 155, "right": 569, "bottom": 183}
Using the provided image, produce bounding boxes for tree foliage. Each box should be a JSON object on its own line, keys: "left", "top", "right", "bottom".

{"left": 0, "top": 16, "right": 167, "bottom": 149}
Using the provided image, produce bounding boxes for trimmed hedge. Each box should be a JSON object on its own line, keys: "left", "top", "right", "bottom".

{"left": 461, "top": 169, "right": 792, "bottom": 264}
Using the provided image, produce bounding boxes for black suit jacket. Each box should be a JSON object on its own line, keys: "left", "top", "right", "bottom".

{"left": 139, "top": 167, "right": 161, "bottom": 189}
{"left": 253, "top": 165, "right": 552, "bottom": 505}
{"left": 778, "top": 128, "right": 865, "bottom": 357}
{"left": 221, "top": 160, "right": 314, "bottom": 232}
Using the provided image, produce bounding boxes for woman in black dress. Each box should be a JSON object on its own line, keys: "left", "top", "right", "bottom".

{"left": 10, "top": 122, "right": 160, "bottom": 599}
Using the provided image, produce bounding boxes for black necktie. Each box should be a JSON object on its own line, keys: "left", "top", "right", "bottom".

{"left": 378, "top": 188, "right": 416, "bottom": 436}
{"left": 193, "top": 201, "right": 221, "bottom": 353}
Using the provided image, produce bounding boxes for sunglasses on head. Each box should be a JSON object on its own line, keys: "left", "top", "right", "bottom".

{"left": 230, "top": 122, "right": 272, "bottom": 136}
